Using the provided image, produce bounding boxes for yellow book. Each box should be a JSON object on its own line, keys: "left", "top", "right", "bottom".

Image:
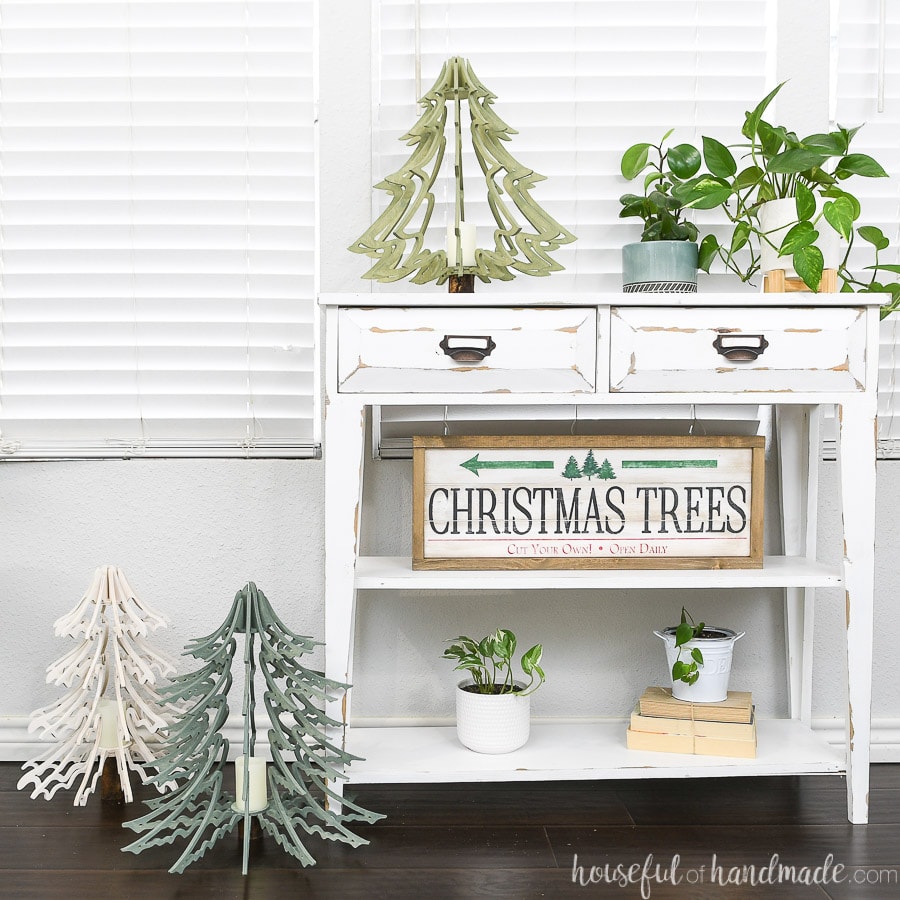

{"left": 638, "top": 686, "right": 753, "bottom": 724}
{"left": 626, "top": 726, "right": 757, "bottom": 759}
{"left": 630, "top": 704, "right": 757, "bottom": 741}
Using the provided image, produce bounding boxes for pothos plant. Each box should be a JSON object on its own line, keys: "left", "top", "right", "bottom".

{"left": 619, "top": 131, "right": 704, "bottom": 242}
{"left": 674, "top": 81, "right": 899, "bottom": 310}
{"left": 670, "top": 607, "right": 706, "bottom": 686}
{"left": 443, "top": 628, "right": 545, "bottom": 696}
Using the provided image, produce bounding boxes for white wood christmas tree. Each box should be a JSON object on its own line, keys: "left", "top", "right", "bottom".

{"left": 18, "top": 565, "right": 179, "bottom": 805}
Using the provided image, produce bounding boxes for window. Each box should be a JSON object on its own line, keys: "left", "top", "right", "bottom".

{"left": 832, "top": 0, "right": 900, "bottom": 458}
{"left": 370, "top": 0, "right": 771, "bottom": 455}
{"left": 0, "top": 0, "right": 318, "bottom": 459}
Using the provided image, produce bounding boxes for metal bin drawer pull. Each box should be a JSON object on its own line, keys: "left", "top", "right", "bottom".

{"left": 713, "top": 333, "right": 769, "bottom": 361}
{"left": 439, "top": 334, "right": 496, "bottom": 362}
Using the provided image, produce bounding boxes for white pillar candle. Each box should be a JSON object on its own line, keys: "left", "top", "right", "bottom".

{"left": 446, "top": 222, "right": 476, "bottom": 266}
{"left": 235, "top": 755, "right": 267, "bottom": 812}
{"left": 97, "top": 698, "right": 120, "bottom": 750}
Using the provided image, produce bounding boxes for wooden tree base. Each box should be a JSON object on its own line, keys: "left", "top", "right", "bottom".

{"left": 448, "top": 274, "right": 475, "bottom": 293}
{"left": 100, "top": 757, "right": 125, "bottom": 806}
{"left": 764, "top": 268, "right": 837, "bottom": 293}
{"left": 238, "top": 817, "right": 264, "bottom": 842}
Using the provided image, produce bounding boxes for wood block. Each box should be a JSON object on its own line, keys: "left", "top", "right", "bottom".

{"left": 637, "top": 686, "right": 753, "bottom": 723}
{"left": 630, "top": 704, "right": 757, "bottom": 741}
{"left": 626, "top": 726, "right": 757, "bottom": 758}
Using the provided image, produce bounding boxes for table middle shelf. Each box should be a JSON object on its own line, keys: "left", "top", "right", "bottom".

{"left": 354, "top": 556, "right": 842, "bottom": 591}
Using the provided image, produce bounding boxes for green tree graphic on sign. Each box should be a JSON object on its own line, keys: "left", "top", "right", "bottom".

{"left": 581, "top": 449, "right": 601, "bottom": 479}
{"left": 598, "top": 458, "right": 617, "bottom": 480}
{"left": 562, "top": 455, "right": 583, "bottom": 480}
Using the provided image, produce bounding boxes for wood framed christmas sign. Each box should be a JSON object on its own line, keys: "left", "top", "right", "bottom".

{"left": 412, "top": 435, "right": 765, "bottom": 570}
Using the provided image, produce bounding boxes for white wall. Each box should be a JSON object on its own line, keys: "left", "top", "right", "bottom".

{"left": 1, "top": 0, "right": 898, "bottom": 759}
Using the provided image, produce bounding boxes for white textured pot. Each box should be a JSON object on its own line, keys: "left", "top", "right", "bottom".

{"left": 654, "top": 626, "right": 745, "bottom": 703}
{"left": 455, "top": 682, "right": 531, "bottom": 754}
{"left": 758, "top": 197, "right": 840, "bottom": 278}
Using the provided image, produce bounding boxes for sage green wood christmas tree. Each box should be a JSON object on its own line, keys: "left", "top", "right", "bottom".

{"left": 350, "top": 56, "right": 575, "bottom": 286}
{"left": 121, "top": 582, "right": 381, "bottom": 875}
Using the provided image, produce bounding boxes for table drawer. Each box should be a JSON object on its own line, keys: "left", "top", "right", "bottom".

{"left": 338, "top": 307, "right": 597, "bottom": 393}
{"left": 610, "top": 306, "right": 867, "bottom": 393}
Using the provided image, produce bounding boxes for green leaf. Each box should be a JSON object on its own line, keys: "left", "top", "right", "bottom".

{"left": 702, "top": 136, "right": 737, "bottom": 178}
{"left": 453, "top": 654, "right": 483, "bottom": 671}
{"left": 690, "top": 647, "right": 704, "bottom": 665}
{"left": 671, "top": 660, "right": 688, "bottom": 681}
{"left": 834, "top": 153, "right": 889, "bottom": 179}
{"left": 865, "top": 263, "right": 900, "bottom": 274}
{"left": 643, "top": 171, "right": 665, "bottom": 191}
{"left": 757, "top": 120, "right": 785, "bottom": 158}
{"left": 779, "top": 221, "right": 818, "bottom": 256}
{"left": 743, "top": 81, "right": 785, "bottom": 141}
{"left": 757, "top": 181, "right": 777, "bottom": 202}
{"left": 621, "top": 143, "right": 651, "bottom": 179}
{"left": 793, "top": 244, "right": 825, "bottom": 292}
{"left": 801, "top": 132, "right": 847, "bottom": 155}
{"left": 520, "top": 644, "right": 543, "bottom": 675}
{"left": 807, "top": 167, "right": 837, "bottom": 187}
{"left": 680, "top": 177, "right": 732, "bottom": 210}
{"left": 795, "top": 183, "right": 816, "bottom": 221}
{"left": 767, "top": 148, "right": 828, "bottom": 173}
{"left": 674, "top": 622, "right": 694, "bottom": 647}
{"left": 494, "top": 628, "right": 515, "bottom": 660}
{"left": 823, "top": 197, "right": 856, "bottom": 241}
{"left": 698, "top": 234, "right": 720, "bottom": 273}
{"left": 668, "top": 143, "right": 702, "bottom": 179}
{"left": 822, "top": 187, "right": 860, "bottom": 218}
{"left": 838, "top": 123, "right": 863, "bottom": 148}
{"left": 734, "top": 165, "right": 765, "bottom": 189}
{"left": 730, "top": 221, "right": 751, "bottom": 253}
{"left": 859, "top": 225, "right": 890, "bottom": 250}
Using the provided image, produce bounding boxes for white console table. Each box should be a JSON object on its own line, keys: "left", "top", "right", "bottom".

{"left": 319, "top": 291, "right": 879, "bottom": 824}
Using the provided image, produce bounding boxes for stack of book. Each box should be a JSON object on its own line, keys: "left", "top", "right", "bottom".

{"left": 625, "top": 686, "right": 757, "bottom": 758}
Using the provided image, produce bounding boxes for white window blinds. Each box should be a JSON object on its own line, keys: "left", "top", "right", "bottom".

{"left": 833, "top": 0, "right": 900, "bottom": 458}
{"left": 370, "top": 0, "right": 771, "bottom": 456}
{"left": 0, "top": 0, "right": 318, "bottom": 459}
{"left": 372, "top": 0, "right": 771, "bottom": 296}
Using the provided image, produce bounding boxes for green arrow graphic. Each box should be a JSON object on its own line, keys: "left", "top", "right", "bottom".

{"left": 460, "top": 454, "right": 555, "bottom": 477}
{"left": 621, "top": 459, "right": 718, "bottom": 469}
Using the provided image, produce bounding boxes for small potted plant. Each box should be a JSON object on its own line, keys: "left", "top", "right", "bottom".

{"left": 618, "top": 131, "right": 705, "bottom": 293}
{"left": 676, "top": 81, "right": 891, "bottom": 293}
{"left": 654, "top": 608, "right": 744, "bottom": 703}
{"left": 442, "top": 628, "right": 545, "bottom": 754}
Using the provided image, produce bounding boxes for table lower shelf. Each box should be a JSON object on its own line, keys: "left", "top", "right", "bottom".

{"left": 343, "top": 720, "right": 844, "bottom": 784}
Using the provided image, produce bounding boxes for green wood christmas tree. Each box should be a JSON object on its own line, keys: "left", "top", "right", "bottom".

{"left": 350, "top": 56, "right": 575, "bottom": 286}
{"left": 121, "top": 582, "right": 381, "bottom": 875}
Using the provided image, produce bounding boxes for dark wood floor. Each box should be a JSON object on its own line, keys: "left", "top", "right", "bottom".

{"left": 3, "top": 761, "right": 899, "bottom": 899}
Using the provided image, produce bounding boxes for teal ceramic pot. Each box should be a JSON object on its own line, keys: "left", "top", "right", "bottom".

{"left": 622, "top": 240, "right": 698, "bottom": 293}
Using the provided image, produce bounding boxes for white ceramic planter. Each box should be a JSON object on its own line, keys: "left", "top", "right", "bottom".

{"left": 758, "top": 197, "right": 840, "bottom": 278}
{"left": 654, "top": 626, "right": 745, "bottom": 703}
{"left": 455, "top": 682, "right": 530, "bottom": 753}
